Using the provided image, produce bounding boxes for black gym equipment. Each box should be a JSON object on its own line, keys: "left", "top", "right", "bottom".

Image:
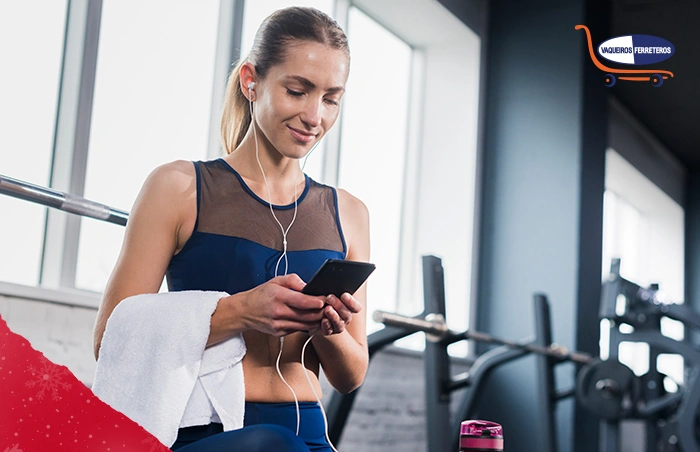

{"left": 327, "top": 255, "right": 586, "bottom": 452}
{"left": 328, "top": 255, "right": 700, "bottom": 452}
{"left": 598, "top": 259, "right": 700, "bottom": 452}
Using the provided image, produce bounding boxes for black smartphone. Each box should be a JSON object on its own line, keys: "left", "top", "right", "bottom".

{"left": 301, "top": 259, "right": 376, "bottom": 298}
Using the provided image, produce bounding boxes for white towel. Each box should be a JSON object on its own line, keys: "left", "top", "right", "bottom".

{"left": 92, "top": 290, "right": 246, "bottom": 447}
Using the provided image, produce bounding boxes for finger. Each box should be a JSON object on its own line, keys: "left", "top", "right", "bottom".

{"left": 325, "top": 295, "right": 353, "bottom": 323}
{"left": 322, "top": 318, "right": 333, "bottom": 336}
{"left": 324, "top": 305, "right": 346, "bottom": 334}
{"left": 340, "top": 293, "right": 363, "bottom": 313}
{"left": 272, "top": 320, "right": 323, "bottom": 336}
{"left": 282, "top": 290, "right": 325, "bottom": 311}
{"left": 287, "top": 306, "right": 326, "bottom": 322}
{"left": 271, "top": 304, "right": 324, "bottom": 322}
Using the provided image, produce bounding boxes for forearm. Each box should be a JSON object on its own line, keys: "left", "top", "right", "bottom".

{"left": 206, "top": 293, "right": 248, "bottom": 348}
{"left": 312, "top": 331, "right": 368, "bottom": 394}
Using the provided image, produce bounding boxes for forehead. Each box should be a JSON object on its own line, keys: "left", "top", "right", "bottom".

{"left": 271, "top": 41, "right": 349, "bottom": 89}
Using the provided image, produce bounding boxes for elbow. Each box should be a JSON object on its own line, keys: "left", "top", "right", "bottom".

{"left": 332, "top": 360, "right": 369, "bottom": 394}
{"left": 93, "top": 313, "right": 108, "bottom": 362}
{"left": 335, "top": 377, "right": 365, "bottom": 395}
{"left": 93, "top": 327, "right": 104, "bottom": 362}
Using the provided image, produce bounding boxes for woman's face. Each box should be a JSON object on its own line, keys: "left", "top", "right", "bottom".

{"left": 252, "top": 40, "right": 349, "bottom": 160}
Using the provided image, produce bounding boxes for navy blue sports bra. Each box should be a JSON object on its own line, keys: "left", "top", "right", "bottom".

{"left": 166, "top": 159, "right": 347, "bottom": 295}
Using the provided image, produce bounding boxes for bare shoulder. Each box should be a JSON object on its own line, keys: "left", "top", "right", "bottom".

{"left": 142, "top": 159, "right": 196, "bottom": 197}
{"left": 336, "top": 188, "right": 369, "bottom": 222}
{"left": 336, "top": 188, "right": 370, "bottom": 260}
{"left": 134, "top": 160, "right": 196, "bottom": 215}
{"left": 136, "top": 159, "right": 198, "bottom": 247}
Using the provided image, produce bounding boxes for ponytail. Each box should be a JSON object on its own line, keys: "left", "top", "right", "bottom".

{"left": 220, "top": 59, "right": 252, "bottom": 155}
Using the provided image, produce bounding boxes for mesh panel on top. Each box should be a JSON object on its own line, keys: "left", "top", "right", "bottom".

{"left": 195, "top": 159, "right": 345, "bottom": 253}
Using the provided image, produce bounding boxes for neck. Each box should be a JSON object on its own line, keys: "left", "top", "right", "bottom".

{"left": 231, "top": 129, "right": 303, "bottom": 181}
{"left": 225, "top": 128, "right": 306, "bottom": 205}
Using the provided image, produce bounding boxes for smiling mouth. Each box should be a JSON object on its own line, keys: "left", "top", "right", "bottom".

{"left": 288, "top": 126, "right": 317, "bottom": 143}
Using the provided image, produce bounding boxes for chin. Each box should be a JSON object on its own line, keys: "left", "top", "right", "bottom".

{"left": 283, "top": 142, "right": 319, "bottom": 160}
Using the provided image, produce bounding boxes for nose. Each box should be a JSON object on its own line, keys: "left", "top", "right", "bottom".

{"left": 300, "top": 97, "right": 322, "bottom": 128}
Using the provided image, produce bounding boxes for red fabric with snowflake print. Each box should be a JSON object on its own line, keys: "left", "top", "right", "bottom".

{"left": 0, "top": 315, "right": 170, "bottom": 452}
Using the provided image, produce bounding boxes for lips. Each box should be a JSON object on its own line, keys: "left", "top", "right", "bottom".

{"left": 288, "top": 126, "right": 317, "bottom": 143}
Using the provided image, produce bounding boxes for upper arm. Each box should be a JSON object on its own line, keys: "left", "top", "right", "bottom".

{"left": 93, "top": 160, "right": 196, "bottom": 359}
{"left": 336, "top": 188, "right": 370, "bottom": 346}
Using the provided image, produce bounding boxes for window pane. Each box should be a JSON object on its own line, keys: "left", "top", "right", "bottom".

{"left": 601, "top": 149, "right": 685, "bottom": 383}
{"left": 0, "top": 0, "right": 67, "bottom": 285}
{"left": 603, "top": 150, "right": 684, "bottom": 300}
{"left": 75, "top": 0, "right": 220, "bottom": 292}
{"left": 239, "top": 0, "right": 334, "bottom": 183}
{"left": 338, "top": 7, "right": 412, "bottom": 333}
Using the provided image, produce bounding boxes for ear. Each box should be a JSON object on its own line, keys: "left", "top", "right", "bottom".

{"left": 240, "top": 62, "right": 257, "bottom": 101}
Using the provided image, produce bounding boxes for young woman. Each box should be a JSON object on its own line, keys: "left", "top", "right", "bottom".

{"left": 93, "top": 6, "right": 370, "bottom": 452}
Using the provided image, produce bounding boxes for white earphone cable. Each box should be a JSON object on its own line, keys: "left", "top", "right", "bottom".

{"left": 250, "top": 96, "right": 303, "bottom": 435}
{"left": 250, "top": 90, "right": 337, "bottom": 451}
{"left": 301, "top": 334, "right": 339, "bottom": 452}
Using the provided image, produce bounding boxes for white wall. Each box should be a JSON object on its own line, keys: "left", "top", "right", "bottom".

{"left": 0, "top": 295, "right": 97, "bottom": 386}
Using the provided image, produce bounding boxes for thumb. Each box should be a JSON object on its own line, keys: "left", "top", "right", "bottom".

{"left": 274, "top": 273, "right": 306, "bottom": 291}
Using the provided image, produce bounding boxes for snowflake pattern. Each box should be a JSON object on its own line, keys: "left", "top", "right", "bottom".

{"left": 24, "top": 356, "right": 72, "bottom": 401}
{"left": 3, "top": 444, "right": 23, "bottom": 452}
{"left": 140, "top": 435, "right": 165, "bottom": 452}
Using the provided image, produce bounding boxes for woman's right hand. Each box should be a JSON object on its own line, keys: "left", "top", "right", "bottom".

{"left": 242, "top": 274, "right": 327, "bottom": 336}
{"left": 208, "top": 274, "right": 325, "bottom": 345}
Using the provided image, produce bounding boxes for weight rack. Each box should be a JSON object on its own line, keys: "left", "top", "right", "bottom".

{"left": 599, "top": 259, "right": 700, "bottom": 452}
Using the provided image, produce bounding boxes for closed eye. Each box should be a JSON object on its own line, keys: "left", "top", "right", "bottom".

{"left": 286, "top": 89, "right": 304, "bottom": 97}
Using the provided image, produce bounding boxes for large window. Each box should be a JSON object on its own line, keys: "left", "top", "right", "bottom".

{"left": 338, "top": 7, "right": 413, "bottom": 333}
{"left": 601, "top": 149, "right": 685, "bottom": 387}
{"left": 75, "top": 0, "right": 220, "bottom": 291}
{"left": 0, "top": 0, "right": 483, "bottom": 346}
{"left": 0, "top": 1, "right": 68, "bottom": 286}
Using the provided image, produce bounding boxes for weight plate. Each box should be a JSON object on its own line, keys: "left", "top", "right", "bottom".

{"left": 576, "top": 358, "right": 641, "bottom": 420}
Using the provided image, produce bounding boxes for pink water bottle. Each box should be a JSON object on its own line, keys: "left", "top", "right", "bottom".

{"left": 459, "top": 420, "right": 504, "bottom": 451}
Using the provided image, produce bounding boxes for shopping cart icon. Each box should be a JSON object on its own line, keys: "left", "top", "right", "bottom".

{"left": 575, "top": 25, "right": 674, "bottom": 87}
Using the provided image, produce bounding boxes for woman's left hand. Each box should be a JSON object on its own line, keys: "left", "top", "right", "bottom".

{"left": 317, "top": 293, "right": 363, "bottom": 336}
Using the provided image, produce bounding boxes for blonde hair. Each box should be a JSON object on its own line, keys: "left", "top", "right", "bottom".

{"left": 219, "top": 7, "right": 350, "bottom": 155}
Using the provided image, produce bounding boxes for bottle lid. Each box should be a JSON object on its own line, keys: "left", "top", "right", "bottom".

{"left": 460, "top": 420, "right": 503, "bottom": 438}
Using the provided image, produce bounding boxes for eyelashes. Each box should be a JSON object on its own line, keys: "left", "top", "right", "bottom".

{"left": 286, "top": 88, "right": 340, "bottom": 106}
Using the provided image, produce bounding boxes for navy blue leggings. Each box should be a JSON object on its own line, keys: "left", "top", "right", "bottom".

{"left": 170, "top": 402, "right": 333, "bottom": 452}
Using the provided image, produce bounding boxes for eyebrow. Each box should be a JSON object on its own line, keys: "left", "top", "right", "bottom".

{"left": 285, "top": 75, "right": 345, "bottom": 94}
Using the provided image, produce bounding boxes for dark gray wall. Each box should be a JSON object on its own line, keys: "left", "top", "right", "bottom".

{"left": 686, "top": 169, "right": 700, "bottom": 347}
{"left": 463, "top": 0, "right": 609, "bottom": 451}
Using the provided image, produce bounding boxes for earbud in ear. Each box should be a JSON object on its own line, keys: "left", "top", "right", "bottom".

{"left": 247, "top": 82, "right": 256, "bottom": 102}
